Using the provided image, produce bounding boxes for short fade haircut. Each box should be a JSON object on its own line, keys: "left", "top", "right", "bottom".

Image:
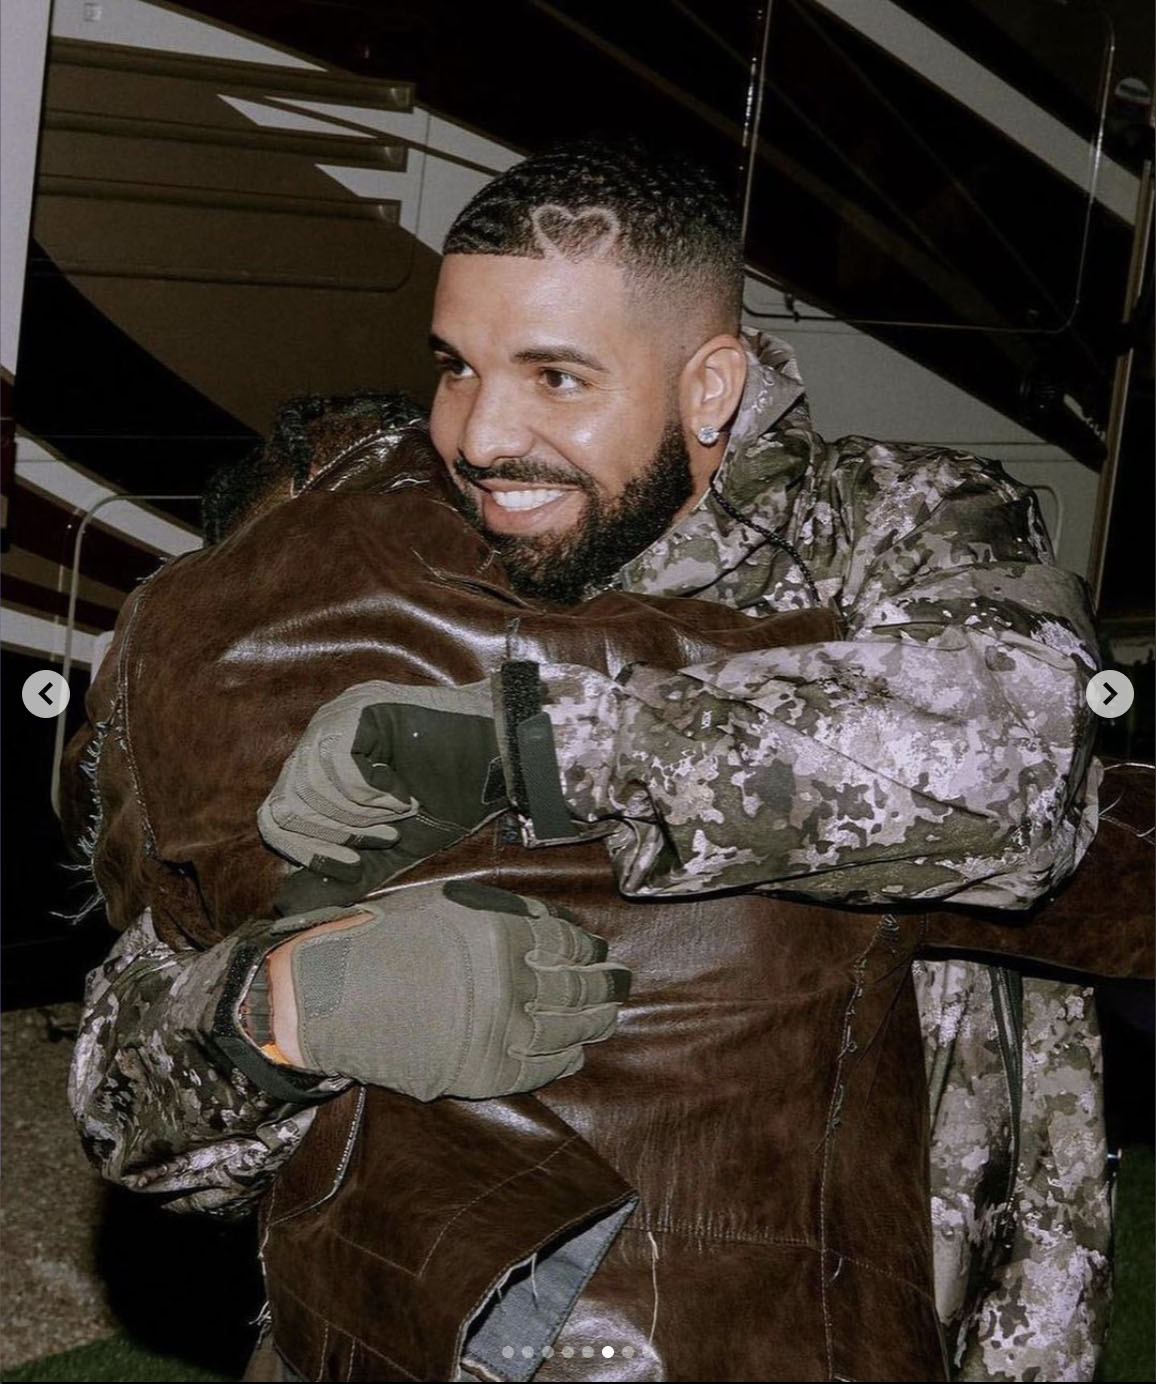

{"left": 444, "top": 137, "right": 745, "bottom": 331}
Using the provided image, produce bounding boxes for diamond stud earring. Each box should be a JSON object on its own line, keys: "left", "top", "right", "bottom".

{"left": 697, "top": 425, "right": 720, "bottom": 446}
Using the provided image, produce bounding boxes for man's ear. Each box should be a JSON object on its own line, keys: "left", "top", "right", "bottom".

{"left": 679, "top": 335, "right": 748, "bottom": 445}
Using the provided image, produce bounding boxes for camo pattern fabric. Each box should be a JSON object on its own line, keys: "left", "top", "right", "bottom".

{"left": 538, "top": 333, "right": 1102, "bottom": 908}
{"left": 68, "top": 911, "right": 342, "bottom": 1219}
{"left": 914, "top": 962, "right": 1112, "bottom": 1381}
{"left": 959, "top": 979, "right": 1111, "bottom": 1383}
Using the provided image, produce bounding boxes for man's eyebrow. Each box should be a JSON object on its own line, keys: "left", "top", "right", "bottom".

{"left": 428, "top": 333, "right": 461, "bottom": 357}
{"left": 512, "top": 345, "right": 608, "bottom": 372}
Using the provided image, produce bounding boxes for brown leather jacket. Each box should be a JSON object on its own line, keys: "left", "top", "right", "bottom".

{"left": 62, "top": 424, "right": 1152, "bottom": 1382}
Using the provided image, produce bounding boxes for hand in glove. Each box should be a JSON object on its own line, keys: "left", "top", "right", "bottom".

{"left": 260, "top": 664, "right": 575, "bottom": 912}
{"left": 258, "top": 880, "right": 630, "bottom": 1100}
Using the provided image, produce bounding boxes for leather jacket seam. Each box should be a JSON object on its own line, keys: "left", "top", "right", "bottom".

{"left": 115, "top": 577, "right": 161, "bottom": 855}
{"left": 266, "top": 1087, "right": 367, "bottom": 1230}
{"left": 272, "top": 1277, "right": 420, "bottom": 1382}
{"left": 620, "top": 1222, "right": 821, "bottom": 1244}
{"left": 821, "top": 1249, "right": 939, "bottom": 1302}
{"left": 298, "top": 429, "right": 421, "bottom": 496}
{"left": 617, "top": 1225, "right": 934, "bottom": 1302}
{"left": 328, "top": 1225, "right": 417, "bottom": 1278}
{"left": 321, "top": 1134, "right": 594, "bottom": 1279}
{"left": 415, "top": 1134, "right": 586, "bottom": 1275}
{"left": 818, "top": 913, "right": 899, "bottom": 1379}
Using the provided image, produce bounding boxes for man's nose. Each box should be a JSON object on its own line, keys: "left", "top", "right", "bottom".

{"left": 458, "top": 382, "right": 534, "bottom": 470}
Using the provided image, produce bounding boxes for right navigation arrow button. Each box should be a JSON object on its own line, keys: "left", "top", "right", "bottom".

{"left": 1086, "top": 670, "right": 1134, "bottom": 719}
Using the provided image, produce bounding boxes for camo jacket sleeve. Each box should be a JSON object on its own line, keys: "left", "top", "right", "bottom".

{"left": 68, "top": 910, "right": 347, "bottom": 1219}
{"left": 539, "top": 446, "right": 1100, "bottom": 909}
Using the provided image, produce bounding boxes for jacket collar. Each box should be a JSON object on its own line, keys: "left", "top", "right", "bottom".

{"left": 611, "top": 330, "right": 817, "bottom": 598}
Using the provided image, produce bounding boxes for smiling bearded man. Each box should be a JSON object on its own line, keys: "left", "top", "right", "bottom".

{"left": 426, "top": 189, "right": 741, "bottom": 608}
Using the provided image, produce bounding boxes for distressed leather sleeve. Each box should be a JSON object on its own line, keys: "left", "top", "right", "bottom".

{"left": 59, "top": 589, "right": 143, "bottom": 884}
{"left": 60, "top": 582, "right": 164, "bottom": 932}
{"left": 68, "top": 910, "right": 348, "bottom": 1219}
{"left": 59, "top": 583, "right": 343, "bottom": 1219}
{"left": 539, "top": 451, "right": 1100, "bottom": 909}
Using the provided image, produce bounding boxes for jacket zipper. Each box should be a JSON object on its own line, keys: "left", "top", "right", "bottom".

{"left": 988, "top": 966, "right": 1024, "bottom": 1256}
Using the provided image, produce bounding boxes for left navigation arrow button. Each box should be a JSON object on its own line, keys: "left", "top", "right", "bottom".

{"left": 22, "top": 670, "right": 70, "bottom": 719}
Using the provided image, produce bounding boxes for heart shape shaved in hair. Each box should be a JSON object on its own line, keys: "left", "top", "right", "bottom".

{"left": 444, "top": 139, "right": 745, "bottom": 328}
{"left": 529, "top": 203, "right": 621, "bottom": 260}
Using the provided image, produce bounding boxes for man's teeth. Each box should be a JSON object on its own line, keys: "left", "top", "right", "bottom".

{"left": 490, "top": 488, "right": 566, "bottom": 511}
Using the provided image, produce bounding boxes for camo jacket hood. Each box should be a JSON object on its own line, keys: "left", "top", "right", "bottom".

{"left": 611, "top": 330, "right": 813, "bottom": 602}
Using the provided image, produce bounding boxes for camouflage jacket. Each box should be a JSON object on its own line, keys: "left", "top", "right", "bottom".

{"left": 540, "top": 333, "right": 1101, "bottom": 906}
{"left": 70, "top": 333, "right": 1110, "bottom": 1378}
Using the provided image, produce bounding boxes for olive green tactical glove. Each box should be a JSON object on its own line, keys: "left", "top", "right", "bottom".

{"left": 257, "top": 680, "right": 420, "bottom": 878}
{"left": 260, "top": 664, "right": 575, "bottom": 914}
{"left": 270, "top": 880, "right": 630, "bottom": 1100}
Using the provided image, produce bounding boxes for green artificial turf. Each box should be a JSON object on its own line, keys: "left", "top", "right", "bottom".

{"left": 0, "top": 1334, "right": 229, "bottom": 1382}
{"left": 4, "top": 1148, "right": 1152, "bottom": 1382}
{"left": 1101, "top": 1144, "right": 1155, "bottom": 1383}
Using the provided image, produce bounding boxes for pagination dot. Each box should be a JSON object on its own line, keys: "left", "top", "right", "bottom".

{"left": 601, "top": 1345, "right": 615, "bottom": 1358}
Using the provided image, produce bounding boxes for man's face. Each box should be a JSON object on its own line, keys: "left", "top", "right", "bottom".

{"left": 429, "top": 254, "right": 694, "bottom": 602}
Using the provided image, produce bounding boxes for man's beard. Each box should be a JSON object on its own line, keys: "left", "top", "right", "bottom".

{"left": 450, "top": 421, "right": 694, "bottom": 604}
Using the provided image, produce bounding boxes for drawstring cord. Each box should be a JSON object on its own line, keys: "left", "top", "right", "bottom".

{"left": 708, "top": 477, "right": 824, "bottom": 609}
{"left": 646, "top": 1230, "right": 660, "bottom": 1346}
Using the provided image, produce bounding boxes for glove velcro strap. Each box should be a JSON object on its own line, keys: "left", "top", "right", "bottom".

{"left": 494, "top": 661, "right": 575, "bottom": 844}
{"left": 209, "top": 923, "right": 339, "bottom": 1103}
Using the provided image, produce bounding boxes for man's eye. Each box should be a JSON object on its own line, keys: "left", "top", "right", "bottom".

{"left": 540, "top": 368, "right": 585, "bottom": 393}
{"left": 434, "top": 356, "right": 473, "bottom": 379}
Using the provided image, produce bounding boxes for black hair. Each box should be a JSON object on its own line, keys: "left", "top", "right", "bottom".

{"left": 201, "top": 441, "right": 290, "bottom": 547}
{"left": 444, "top": 136, "right": 744, "bottom": 328}
{"left": 201, "top": 391, "right": 423, "bottom": 544}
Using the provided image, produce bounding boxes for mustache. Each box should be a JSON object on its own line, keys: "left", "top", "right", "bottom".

{"left": 453, "top": 454, "right": 594, "bottom": 492}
